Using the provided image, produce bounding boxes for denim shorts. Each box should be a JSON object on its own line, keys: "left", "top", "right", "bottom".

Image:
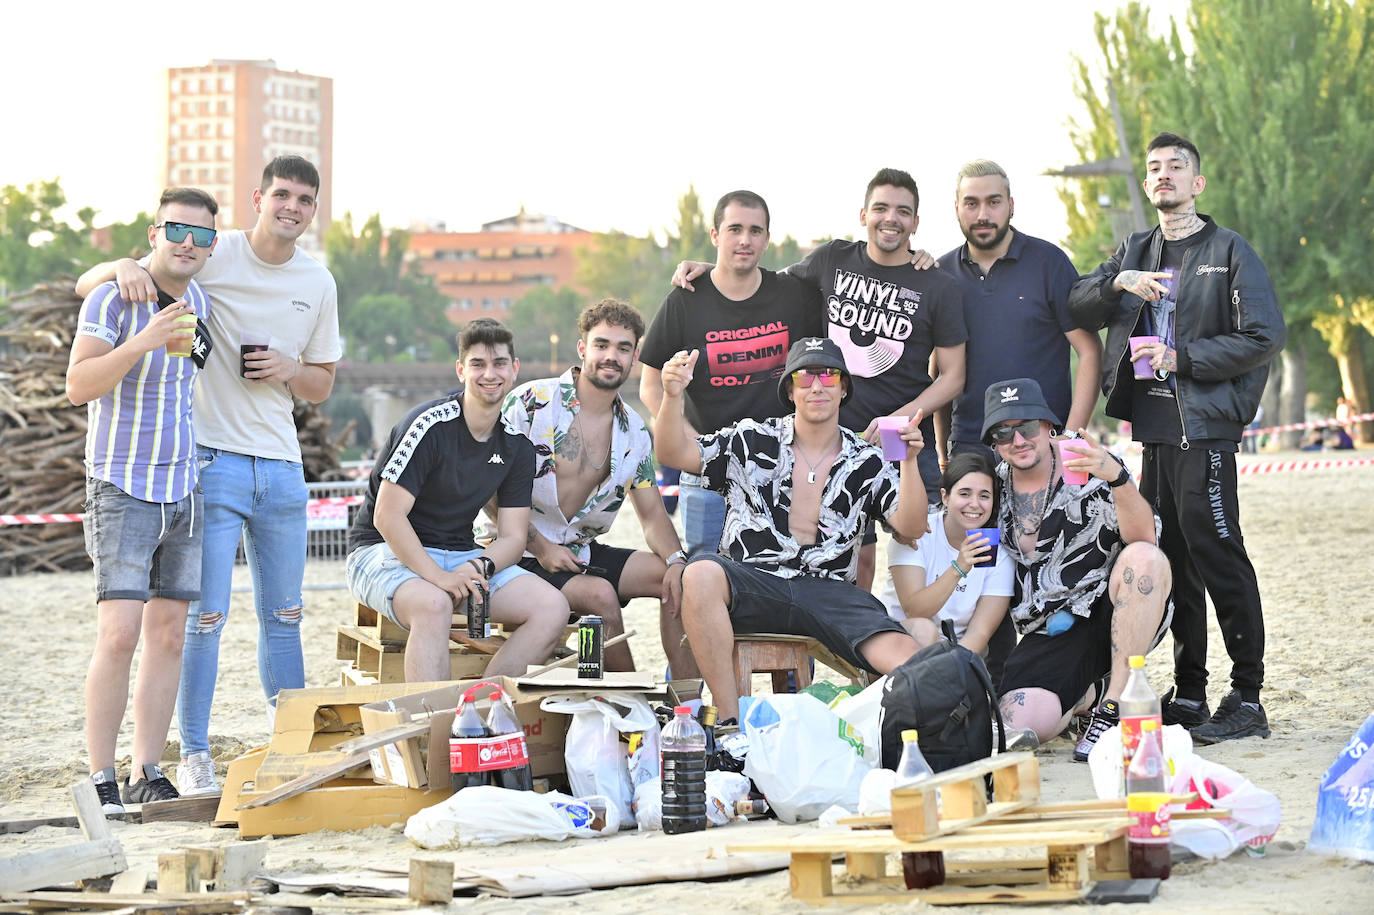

{"left": 83, "top": 477, "right": 202, "bottom": 602}
{"left": 346, "top": 542, "right": 530, "bottom": 629}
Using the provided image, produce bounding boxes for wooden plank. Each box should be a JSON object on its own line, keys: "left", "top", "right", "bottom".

{"left": 109, "top": 869, "right": 148, "bottom": 894}
{"left": 0, "top": 890, "right": 251, "bottom": 910}
{"left": 157, "top": 852, "right": 199, "bottom": 894}
{"left": 0, "top": 838, "right": 127, "bottom": 893}
{"left": 728, "top": 819, "right": 1129, "bottom": 855}
{"left": 215, "top": 842, "right": 266, "bottom": 891}
{"left": 408, "top": 858, "right": 453, "bottom": 904}
{"left": 1046, "top": 843, "right": 1091, "bottom": 889}
{"left": 70, "top": 781, "right": 110, "bottom": 842}
{"left": 139, "top": 795, "right": 223, "bottom": 825}
{"left": 253, "top": 750, "right": 371, "bottom": 791}
{"left": 788, "top": 853, "right": 832, "bottom": 903}
{"left": 844, "top": 851, "right": 887, "bottom": 880}
{"left": 235, "top": 748, "right": 372, "bottom": 810}
{"left": 0, "top": 812, "right": 136, "bottom": 835}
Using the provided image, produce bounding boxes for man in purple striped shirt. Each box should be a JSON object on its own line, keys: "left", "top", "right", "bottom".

{"left": 67, "top": 187, "right": 218, "bottom": 815}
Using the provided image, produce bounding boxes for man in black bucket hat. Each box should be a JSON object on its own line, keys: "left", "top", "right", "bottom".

{"left": 653, "top": 337, "right": 930, "bottom": 720}
{"left": 982, "top": 378, "right": 1174, "bottom": 761}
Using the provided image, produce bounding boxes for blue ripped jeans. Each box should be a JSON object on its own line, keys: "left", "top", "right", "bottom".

{"left": 177, "top": 448, "right": 307, "bottom": 756}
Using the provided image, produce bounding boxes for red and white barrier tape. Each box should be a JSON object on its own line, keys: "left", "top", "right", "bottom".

{"left": 1238, "top": 456, "right": 1374, "bottom": 475}
{"left": 1, "top": 494, "right": 364, "bottom": 526}
{"left": 1244, "top": 411, "right": 1373, "bottom": 437}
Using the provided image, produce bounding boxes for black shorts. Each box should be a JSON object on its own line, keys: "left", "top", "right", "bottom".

{"left": 692, "top": 554, "right": 906, "bottom": 675}
{"left": 1001, "top": 591, "right": 1172, "bottom": 714}
{"left": 518, "top": 542, "right": 635, "bottom": 607}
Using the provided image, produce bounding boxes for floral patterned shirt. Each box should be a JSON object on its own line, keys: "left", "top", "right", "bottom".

{"left": 500, "top": 368, "right": 656, "bottom": 562}
{"left": 697, "top": 415, "right": 899, "bottom": 581}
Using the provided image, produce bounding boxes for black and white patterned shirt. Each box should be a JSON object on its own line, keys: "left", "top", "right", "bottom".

{"left": 697, "top": 416, "right": 899, "bottom": 581}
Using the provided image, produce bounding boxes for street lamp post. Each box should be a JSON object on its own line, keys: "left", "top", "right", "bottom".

{"left": 549, "top": 333, "right": 559, "bottom": 374}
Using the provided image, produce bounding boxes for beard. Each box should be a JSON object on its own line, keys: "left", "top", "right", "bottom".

{"left": 584, "top": 362, "right": 627, "bottom": 391}
{"left": 964, "top": 219, "right": 1011, "bottom": 251}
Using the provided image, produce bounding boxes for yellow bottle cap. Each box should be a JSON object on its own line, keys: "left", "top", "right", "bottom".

{"left": 901, "top": 729, "right": 919, "bottom": 742}
{"left": 1129, "top": 655, "right": 1145, "bottom": 668}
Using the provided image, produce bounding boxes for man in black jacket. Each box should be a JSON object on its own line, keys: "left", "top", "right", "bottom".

{"left": 1069, "top": 132, "right": 1285, "bottom": 744}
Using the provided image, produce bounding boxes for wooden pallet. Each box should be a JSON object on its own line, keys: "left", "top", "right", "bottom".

{"left": 335, "top": 624, "right": 492, "bottom": 683}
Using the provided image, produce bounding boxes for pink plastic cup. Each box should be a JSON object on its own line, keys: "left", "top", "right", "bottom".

{"left": 877, "top": 415, "right": 910, "bottom": 461}
{"left": 1129, "top": 335, "right": 1160, "bottom": 380}
{"left": 1059, "top": 439, "right": 1090, "bottom": 485}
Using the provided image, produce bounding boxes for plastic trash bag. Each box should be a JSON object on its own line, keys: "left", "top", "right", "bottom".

{"left": 1170, "top": 749, "right": 1282, "bottom": 858}
{"left": 1087, "top": 722, "right": 1195, "bottom": 799}
{"left": 539, "top": 693, "right": 660, "bottom": 825}
{"left": 831, "top": 675, "right": 889, "bottom": 767}
{"left": 705, "top": 770, "right": 752, "bottom": 826}
{"left": 857, "top": 767, "right": 897, "bottom": 815}
{"left": 405, "top": 785, "right": 614, "bottom": 848}
{"left": 634, "top": 776, "right": 663, "bottom": 831}
{"left": 741, "top": 693, "right": 871, "bottom": 823}
{"left": 1309, "top": 711, "right": 1374, "bottom": 862}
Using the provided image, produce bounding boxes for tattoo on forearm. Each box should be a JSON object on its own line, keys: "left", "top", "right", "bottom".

{"left": 1137, "top": 575, "right": 1154, "bottom": 596}
{"left": 1121, "top": 567, "right": 1134, "bottom": 585}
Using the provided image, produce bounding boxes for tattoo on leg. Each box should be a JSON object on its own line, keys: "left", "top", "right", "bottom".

{"left": 1137, "top": 575, "right": 1154, "bottom": 596}
{"left": 1121, "top": 567, "right": 1135, "bottom": 585}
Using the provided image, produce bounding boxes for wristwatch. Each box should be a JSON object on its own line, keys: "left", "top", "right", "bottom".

{"left": 666, "top": 549, "right": 688, "bottom": 566}
{"left": 1108, "top": 464, "right": 1132, "bottom": 488}
{"left": 468, "top": 555, "right": 495, "bottom": 578}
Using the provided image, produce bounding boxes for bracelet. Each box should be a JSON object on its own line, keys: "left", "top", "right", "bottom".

{"left": 666, "top": 549, "right": 688, "bottom": 566}
{"left": 950, "top": 559, "right": 969, "bottom": 579}
{"left": 467, "top": 556, "right": 494, "bottom": 578}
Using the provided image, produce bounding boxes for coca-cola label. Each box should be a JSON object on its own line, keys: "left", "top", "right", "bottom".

{"left": 1127, "top": 792, "right": 1172, "bottom": 842}
{"left": 1121, "top": 714, "right": 1161, "bottom": 771}
{"left": 449, "top": 733, "right": 530, "bottom": 773}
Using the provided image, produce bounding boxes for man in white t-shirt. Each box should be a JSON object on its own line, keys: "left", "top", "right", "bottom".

{"left": 76, "top": 156, "right": 341, "bottom": 796}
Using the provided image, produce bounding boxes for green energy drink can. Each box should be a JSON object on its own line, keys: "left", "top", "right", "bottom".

{"left": 577, "top": 615, "right": 603, "bottom": 679}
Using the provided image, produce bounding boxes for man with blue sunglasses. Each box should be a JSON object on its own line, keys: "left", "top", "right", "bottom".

{"left": 76, "top": 155, "right": 341, "bottom": 797}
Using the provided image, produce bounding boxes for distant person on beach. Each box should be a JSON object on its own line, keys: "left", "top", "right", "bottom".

{"left": 640, "top": 190, "right": 822, "bottom": 563}
{"left": 67, "top": 187, "right": 218, "bottom": 814}
{"left": 1070, "top": 131, "right": 1286, "bottom": 745}
{"left": 77, "top": 156, "right": 343, "bottom": 796}
{"left": 655, "top": 336, "right": 929, "bottom": 721}
{"left": 346, "top": 319, "right": 570, "bottom": 682}
{"left": 498, "top": 299, "right": 695, "bottom": 676}
{"left": 980, "top": 379, "right": 1173, "bottom": 759}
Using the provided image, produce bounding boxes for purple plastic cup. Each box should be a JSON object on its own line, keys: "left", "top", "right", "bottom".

{"left": 970, "top": 527, "right": 1000, "bottom": 568}
{"left": 877, "top": 415, "right": 910, "bottom": 461}
{"left": 1059, "top": 439, "right": 1090, "bottom": 485}
{"left": 1129, "top": 335, "right": 1160, "bottom": 380}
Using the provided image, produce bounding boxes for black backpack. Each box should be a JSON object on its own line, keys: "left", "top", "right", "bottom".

{"left": 879, "top": 622, "right": 1005, "bottom": 772}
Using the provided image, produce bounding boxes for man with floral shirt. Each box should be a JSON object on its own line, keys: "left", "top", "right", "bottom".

{"left": 656, "top": 337, "right": 929, "bottom": 720}
{"left": 501, "top": 299, "right": 691, "bottom": 674}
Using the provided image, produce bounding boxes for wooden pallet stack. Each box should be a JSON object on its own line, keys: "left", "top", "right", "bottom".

{"left": 337, "top": 603, "right": 493, "bottom": 684}
{"left": 729, "top": 752, "right": 1154, "bottom": 906}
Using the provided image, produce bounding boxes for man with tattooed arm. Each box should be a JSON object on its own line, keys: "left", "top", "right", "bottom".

{"left": 980, "top": 379, "right": 1172, "bottom": 760}
{"left": 1069, "top": 132, "right": 1285, "bottom": 745}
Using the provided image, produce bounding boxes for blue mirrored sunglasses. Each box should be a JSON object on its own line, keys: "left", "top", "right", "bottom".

{"left": 156, "top": 221, "right": 217, "bottom": 247}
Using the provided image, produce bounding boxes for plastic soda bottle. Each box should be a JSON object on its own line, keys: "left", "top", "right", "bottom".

{"left": 485, "top": 689, "right": 534, "bottom": 791}
{"left": 660, "top": 705, "right": 707, "bottom": 834}
{"left": 449, "top": 698, "right": 492, "bottom": 792}
{"left": 894, "top": 729, "right": 946, "bottom": 889}
{"left": 1127, "top": 720, "right": 1171, "bottom": 879}
{"left": 1120, "top": 655, "right": 1162, "bottom": 782}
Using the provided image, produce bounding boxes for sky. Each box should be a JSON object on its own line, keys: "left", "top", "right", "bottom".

{"left": 2, "top": 0, "right": 1189, "bottom": 256}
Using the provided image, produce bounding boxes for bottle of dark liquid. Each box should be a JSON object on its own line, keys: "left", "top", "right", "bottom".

{"left": 698, "top": 705, "right": 718, "bottom": 770}
{"left": 1126, "top": 721, "right": 1172, "bottom": 879}
{"left": 894, "top": 728, "right": 946, "bottom": 889}
{"left": 449, "top": 698, "right": 492, "bottom": 793}
{"left": 485, "top": 689, "right": 534, "bottom": 791}
{"left": 660, "top": 705, "right": 707, "bottom": 834}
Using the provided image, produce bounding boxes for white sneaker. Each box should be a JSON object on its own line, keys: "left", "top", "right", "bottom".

{"left": 176, "top": 751, "right": 220, "bottom": 796}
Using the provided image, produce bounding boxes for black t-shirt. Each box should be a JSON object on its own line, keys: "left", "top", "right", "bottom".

{"left": 641, "top": 269, "right": 822, "bottom": 433}
{"left": 348, "top": 392, "right": 535, "bottom": 553}
{"left": 787, "top": 239, "right": 968, "bottom": 431}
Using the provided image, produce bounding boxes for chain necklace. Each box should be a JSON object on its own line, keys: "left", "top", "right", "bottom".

{"left": 1008, "top": 443, "right": 1056, "bottom": 539}
{"left": 573, "top": 410, "right": 610, "bottom": 471}
{"left": 794, "top": 436, "right": 840, "bottom": 485}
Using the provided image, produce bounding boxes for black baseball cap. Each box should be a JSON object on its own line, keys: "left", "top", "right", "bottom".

{"left": 778, "top": 337, "right": 853, "bottom": 406}
{"left": 980, "top": 377, "right": 1062, "bottom": 444}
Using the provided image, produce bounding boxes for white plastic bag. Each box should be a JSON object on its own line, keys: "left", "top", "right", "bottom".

{"left": 634, "top": 776, "right": 663, "bottom": 831}
{"left": 831, "top": 675, "right": 888, "bottom": 767}
{"left": 1087, "top": 722, "right": 1195, "bottom": 799}
{"left": 406, "top": 785, "right": 573, "bottom": 848}
{"left": 742, "top": 694, "right": 872, "bottom": 823}
{"left": 857, "top": 767, "right": 897, "bottom": 815}
{"left": 539, "top": 693, "right": 660, "bottom": 824}
{"left": 1170, "top": 751, "right": 1281, "bottom": 856}
{"left": 705, "top": 771, "right": 752, "bottom": 826}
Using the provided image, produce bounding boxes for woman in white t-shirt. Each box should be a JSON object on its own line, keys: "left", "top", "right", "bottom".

{"left": 879, "top": 452, "right": 1014, "bottom": 652}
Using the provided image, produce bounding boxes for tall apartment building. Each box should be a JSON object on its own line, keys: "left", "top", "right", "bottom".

{"left": 407, "top": 208, "right": 595, "bottom": 325}
{"left": 162, "top": 59, "right": 333, "bottom": 254}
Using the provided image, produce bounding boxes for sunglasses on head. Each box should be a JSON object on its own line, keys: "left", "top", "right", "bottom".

{"left": 156, "top": 221, "right": 217, "bottom": 247}
{"left": 791, "top": 368, "right": 842, "bottom": 387}
{"left": 989, "top": 418, "right": 1043, "bottom": 444}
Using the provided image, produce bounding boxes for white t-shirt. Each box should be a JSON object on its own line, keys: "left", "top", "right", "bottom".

{"left": 191, "top": 230, "right": 341, "bottom": 461}
{"left": 879, "top": 510, "right": 1015, "bottom": 638}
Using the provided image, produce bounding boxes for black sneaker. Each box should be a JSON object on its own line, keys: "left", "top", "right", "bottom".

{"left": 1161, "top": 687, "right": 1211, "bottom": 729}
{"left": 91, "top": 768, "right": 125, "bottom": 815}
{"left": 123, "top": 764, "right": 180, "bottom": 805}
{"left": 1191, "top": 691, "right": 1270, "bottom": 745}
{"left": 1073, "top": 699, "right": 1120, "bottom": 762}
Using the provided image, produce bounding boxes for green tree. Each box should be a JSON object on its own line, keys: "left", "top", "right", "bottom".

{"left": 0, "top": 179, "right": 98, "bottom": 295}
{"left": 1063, "top": 0, "right": 1374, "bottom": 440}
{"left": 324, "top": 212, "right": 452, "bottom": 361}
{"left": 506, "top": 285, "right": 587, "bottom": 371}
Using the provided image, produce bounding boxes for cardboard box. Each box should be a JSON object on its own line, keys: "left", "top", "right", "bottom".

{"left": 359, "top": 674, "right": 664, "bottom": 789}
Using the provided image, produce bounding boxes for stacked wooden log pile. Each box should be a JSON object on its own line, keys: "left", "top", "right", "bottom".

{"left": 0, "top": 280, "right": 348, "bottom": 575}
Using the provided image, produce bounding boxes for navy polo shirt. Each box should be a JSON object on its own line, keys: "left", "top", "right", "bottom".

{"left": 937, "top": 230, "right": 1081, "bottom": 443}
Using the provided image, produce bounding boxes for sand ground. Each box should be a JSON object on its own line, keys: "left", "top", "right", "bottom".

{"left": 2, "top": 451, "right": 1372, "bottom": 912}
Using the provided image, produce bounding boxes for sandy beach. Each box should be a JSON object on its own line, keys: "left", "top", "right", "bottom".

{"left": 2, "top": 450, "right": 1372, "bottom": 912}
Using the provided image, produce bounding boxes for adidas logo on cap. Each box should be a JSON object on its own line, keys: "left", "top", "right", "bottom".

{"left": 1000, "top": 386, "right": 1020, "bottom": 403}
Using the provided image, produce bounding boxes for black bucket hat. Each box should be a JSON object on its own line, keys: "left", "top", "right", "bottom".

{"left": 777, "top": 337, "right": 853, "bottom": 407}
{"left": 980, "top": 377, "right": 1062, "bottom": 444}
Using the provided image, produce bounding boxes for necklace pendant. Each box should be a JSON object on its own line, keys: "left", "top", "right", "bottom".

{"left": 807, "top": 471, "right": 816, "bottom": 484}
